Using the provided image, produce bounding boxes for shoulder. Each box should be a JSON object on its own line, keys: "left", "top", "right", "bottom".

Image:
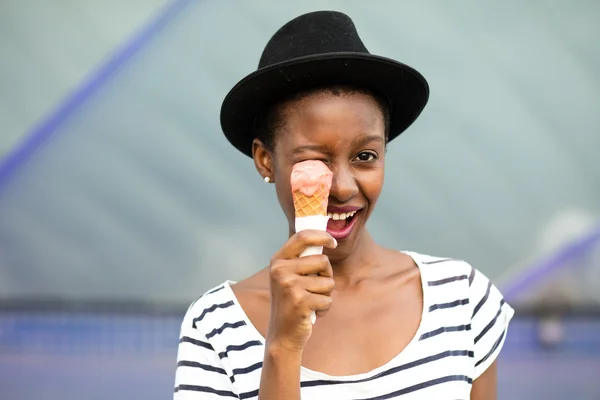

{"left": 409, "top": 251, "right": 508, "bottom": 302}
{"left": 180, "top": 282, "right": 238, "bottom": 335}
{"left": 410, "top": 251, "right": 515, "bottom": 379}
{"left": 407, "top": 251, "right": 474, "bottom": 283}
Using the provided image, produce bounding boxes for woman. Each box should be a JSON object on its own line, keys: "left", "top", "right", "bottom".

{"left": 174, "top": 11, "right": 513, "bottom": 400}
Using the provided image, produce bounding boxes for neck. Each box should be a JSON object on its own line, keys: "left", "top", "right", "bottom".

{"left": 327, "top": 229, "right": 381, "bottom": 288}
{"left": 287, "top": 223, "right": 381, "bottom": 288}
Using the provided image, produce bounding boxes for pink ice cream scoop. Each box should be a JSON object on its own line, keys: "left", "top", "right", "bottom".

{"left": 291, "top": 160, "right": 333, "bottom": 218}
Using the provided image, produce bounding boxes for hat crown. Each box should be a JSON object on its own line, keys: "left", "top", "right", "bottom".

{"left": 258, "top": 11, "right": 369, "bottom": 68}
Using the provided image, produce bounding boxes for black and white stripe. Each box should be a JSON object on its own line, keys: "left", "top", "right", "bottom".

{"left": 206, "top": 320, "right": 246, "bottom": 339}
{"left": 300, "top": 350, "right": 474, "bottom": 388}
{"left": 177, "top": 360, "right": 227, "bottom": 375}
{"left": 218, "top": 340, "right": 262, "bottom": 360}
{"left": 420, "top": 324, "right": 471, "bottom": 341}
{"left": 174, "top": 253, "right": 513, "bottom": 399}
{"left": 354, "top": 375, "right": 473, "bottom": 400}
{"left": 470, "top": 268, "right": 514, "bottom": 379}
{"left": 427, "top": 274, "right": 469, "bottom": 287}
{"left": 192, "top": 301, "right": 235, "bottom": 328}
{"left": 174, "top": 385, "right": 238, "bottom": 398}
{"left": 472, "top": 281, "right": 491, "bottom": 318}
{"left": 179, "top": 335, "right": 213, "bottom": 350}
{"left": 428, "top": 298, "right": 469, "bottom": 312}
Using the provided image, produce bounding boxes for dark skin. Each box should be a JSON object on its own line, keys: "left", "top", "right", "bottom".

{"left": 231, "top": 92, "right": 497, "bottom": 399}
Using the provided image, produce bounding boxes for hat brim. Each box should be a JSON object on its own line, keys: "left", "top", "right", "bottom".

{"left": 220, "top": 52, "right": 429, "bottom": 158}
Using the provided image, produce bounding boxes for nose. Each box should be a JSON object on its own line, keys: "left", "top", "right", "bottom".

{"left": 329, "top": 164, "right": 358, "bottom": 203}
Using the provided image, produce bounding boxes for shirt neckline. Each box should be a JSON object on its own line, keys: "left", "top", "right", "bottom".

{"left": 222, "top": 250, "right": 430, "bottom": 381}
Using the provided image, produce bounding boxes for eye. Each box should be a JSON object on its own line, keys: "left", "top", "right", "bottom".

{"left": 354, "top": 151, "right": 378, "bottom": 162}
{"left": 298, "top": 158, "right": 329, "bottom": 165}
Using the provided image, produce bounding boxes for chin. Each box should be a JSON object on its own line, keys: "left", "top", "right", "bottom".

{"left": 324, "top": 224, "right": 366, "bottom": 262}
{"left": 323, "top": 246, "right": 351, "bottom": 263}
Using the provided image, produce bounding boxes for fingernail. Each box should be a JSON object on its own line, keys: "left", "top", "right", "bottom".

{"left": 333, "top": 238, "right": 338, "bottom": 248}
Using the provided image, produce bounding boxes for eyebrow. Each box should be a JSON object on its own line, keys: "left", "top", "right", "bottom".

{"left": 290, "top": 144, "right": 331, "bottom": 156}
{"left": 290, "top": 134, "right": 384, "bottom": 156}
{"left": 352, "top": 134, "right": 385, "bottom": 146}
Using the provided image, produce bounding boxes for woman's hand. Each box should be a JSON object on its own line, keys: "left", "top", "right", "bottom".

{"left": 266, "top": 229, "right": 337, "bottom": 352}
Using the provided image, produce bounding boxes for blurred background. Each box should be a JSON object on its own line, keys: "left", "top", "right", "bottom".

{"left": 0, "top": 1, "right": 599, "bottom": 399}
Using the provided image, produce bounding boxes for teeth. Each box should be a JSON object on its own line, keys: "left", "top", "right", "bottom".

{"left": 327, "top": 210, "right": 358, "bottom": 220}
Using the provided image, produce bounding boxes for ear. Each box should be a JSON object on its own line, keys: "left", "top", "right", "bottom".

{"left": 252, "top": 138, "right": 274, "bottom": 182}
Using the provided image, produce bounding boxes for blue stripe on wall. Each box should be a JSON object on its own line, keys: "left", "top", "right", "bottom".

{"left": 0, "top": 0, "right": 192, "bottom": 194}
{"left": 502, "top": 224, "right": 600, "bottom": 301}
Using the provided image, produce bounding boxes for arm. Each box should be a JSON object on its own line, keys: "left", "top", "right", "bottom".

{"left": 258, "top": 230, "right": 337, "bottom": 400}
{"left": 471, "top": 360, "right": 497, "bottom": 400}
{"left": 258, "top": 343, "right": 303, "bottom": 400}
{"left": 174, "top": 325, "right": 237, "bottom": 399}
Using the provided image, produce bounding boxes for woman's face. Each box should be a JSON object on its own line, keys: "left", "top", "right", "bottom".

{"left": 253, "top": 91, "right": 386, "bottom": 261}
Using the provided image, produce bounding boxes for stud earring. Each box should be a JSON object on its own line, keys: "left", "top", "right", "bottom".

{"left": 264, "top": 176, "right": 271, "bottom": 183}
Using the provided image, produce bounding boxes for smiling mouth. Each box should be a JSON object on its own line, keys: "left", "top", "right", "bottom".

{"left": 326, "top": 210, "right": 361, "bottom": 239}
{"left": 327, "top": 210, "right": 358, "bottom": 222}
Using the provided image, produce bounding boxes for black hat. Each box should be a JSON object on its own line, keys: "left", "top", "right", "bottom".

{"left": 220, "top": 11, "right": 429, "bottom": 158}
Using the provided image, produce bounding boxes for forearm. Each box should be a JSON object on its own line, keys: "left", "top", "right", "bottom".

{"left": 258, "top": 342, "right": 303, "bottom": 400}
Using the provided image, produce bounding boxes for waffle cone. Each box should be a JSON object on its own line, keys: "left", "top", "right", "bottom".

{"left": 293, "top": 183, "right": 329, "bottom": 217}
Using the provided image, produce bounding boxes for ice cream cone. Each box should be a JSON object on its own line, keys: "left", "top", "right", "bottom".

{"left": 290, "top": 160, "right": 333, "bottom": 325}
{"left": 293, "top": 182, "right": 329, "bottom": 218}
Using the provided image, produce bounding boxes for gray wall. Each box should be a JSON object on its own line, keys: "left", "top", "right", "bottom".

{"left": 0, "top": 0, "right": 168, "bottom": 155}
{"left": 0, "top": 0, "right": 598, "bottom": 305}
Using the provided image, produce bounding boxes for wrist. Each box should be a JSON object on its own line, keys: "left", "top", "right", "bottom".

{"left": 259, "top": 340, "right": 303, "bottom": 400}
{"left": 265, "top": 339, "right": 304, "bottom": 362}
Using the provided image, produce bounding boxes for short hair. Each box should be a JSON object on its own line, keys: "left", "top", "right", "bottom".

{"left": 254, "top": 85, "right": 391, "bottom": 153}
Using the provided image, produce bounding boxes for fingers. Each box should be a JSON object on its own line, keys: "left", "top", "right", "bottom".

{"left": 303, "top": 276, "right": 335, "bottom": 319}
{"left": 271, "top": 264, "right": 334, "bottom": 292}
{"left": 274, "top": 230, "right": 337, "bottom": 260}
{"left": 287, "top": 289, "right": 333, "bottom": 319}
{"left": 303, "top": 275, "right": 335, "bottom": 294}
{"left": 268, "top": 230, "right": 337, "bottom": 327}
{"left": 307, "top": 293, "right": 333, "bottom": 318}
{"left": 294, "top": 254, "right": 334, "bottom": 277}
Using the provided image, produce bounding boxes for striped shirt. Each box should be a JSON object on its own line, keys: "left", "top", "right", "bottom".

{"left": 174, "top": 251, "right": 514, "bottom": 399}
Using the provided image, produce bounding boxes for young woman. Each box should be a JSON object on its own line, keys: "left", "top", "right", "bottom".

{"left": 174, "top": 11, "right": 513, "bottom": 400}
